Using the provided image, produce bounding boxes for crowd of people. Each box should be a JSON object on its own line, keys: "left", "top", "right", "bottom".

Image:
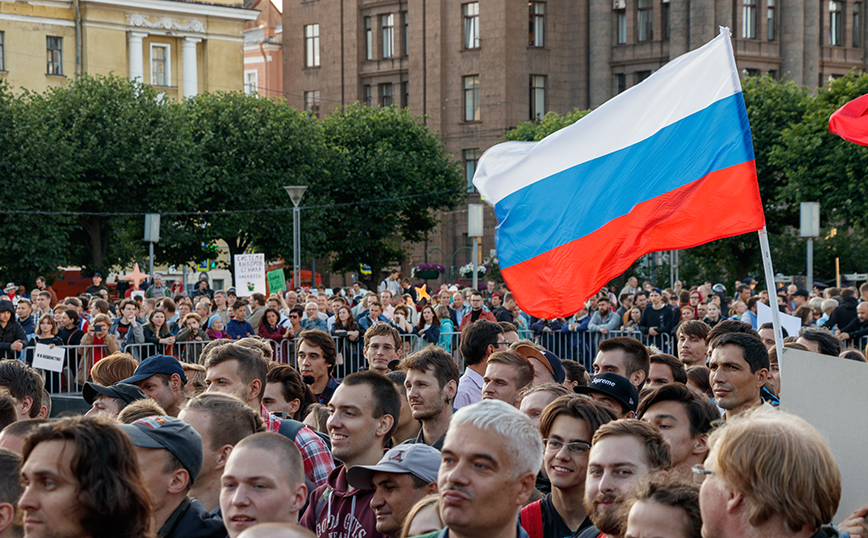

{"left": 0, "top": 271, "right": 865, "bottom": 538}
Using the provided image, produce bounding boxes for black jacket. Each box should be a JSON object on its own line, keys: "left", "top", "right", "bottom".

{"left": 159, "top": 497, "right": 225, "bottom": 538}
{"left": 0, "top": 302, "right": 27, "bottom": 360}
{"left": 828, "top": 297, "right": 858, "bottom": 330}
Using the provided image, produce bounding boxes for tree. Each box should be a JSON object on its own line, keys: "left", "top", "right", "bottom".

{"left": 25, "top": 74, "right": 198, "bottom": 274}
{"left": 319, "top": 104, "right": 464, "bottom": 286}
{"left": 161, "top": 92, "right": 330, "bottom": 276}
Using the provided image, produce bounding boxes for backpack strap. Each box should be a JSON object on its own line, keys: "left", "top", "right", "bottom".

{"left": 520, "top": 500, "right": 544, "bottom": 538}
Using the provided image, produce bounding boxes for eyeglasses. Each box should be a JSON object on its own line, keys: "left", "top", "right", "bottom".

{"left": 492, "top": 340, "right": 508, "bottom": 349}
{"left": 692, "top": 463, "right": 713, "bottom": 484}
{"left": 289, "top": 315, "right": 299, "bottom": 319}
{"left": 542, "top": 439, "right": 590, "bottom": 457}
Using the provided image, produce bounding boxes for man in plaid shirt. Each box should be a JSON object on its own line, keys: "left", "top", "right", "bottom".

{"left": 204, "top": 343, "right": 335, "bottom": 487}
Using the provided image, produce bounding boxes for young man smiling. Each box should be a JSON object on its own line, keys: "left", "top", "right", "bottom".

{"left": 301, "top": 371, "right": 400, "bottom": 538}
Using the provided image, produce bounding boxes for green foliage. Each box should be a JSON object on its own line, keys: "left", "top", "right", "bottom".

{"left": 504, "top": 109, "right": 592, "bottom": 142}
{"left": 163, "top": 92, "right": 329, "bottom": 275}
{"left": 319, "top": 104, "right": 464, "bottom": 285}
{"left": 0, "top": 76, "right": 464, "bottom": 285}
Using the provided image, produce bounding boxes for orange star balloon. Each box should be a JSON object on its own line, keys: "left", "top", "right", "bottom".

{"left": 123, "top": 263, "right": 148, "bottom": 289}
{"left": 415, "top": 284, "right": 430, "bottom": 302}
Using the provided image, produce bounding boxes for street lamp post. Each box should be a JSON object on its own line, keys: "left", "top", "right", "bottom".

{"left": 284, "top": 186, "right": 307, "bottom": 291}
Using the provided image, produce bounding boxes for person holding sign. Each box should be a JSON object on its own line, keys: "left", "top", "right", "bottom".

{"left": 26, "top": 314, "right": 65, "bottom": 391}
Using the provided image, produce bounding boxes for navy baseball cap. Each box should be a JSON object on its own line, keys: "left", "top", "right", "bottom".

{"left": 83, "top": 382, "right": 146, "bottom": 406}
{"left": 574, "top": 372, "right": 639, "bottom": 414}
{"left": 121, "top": 355, "right": 187, "bottom": 385}
{"left": 514, "top": 344, "right": 566, "bottom": 384}
{"left": 119, "top": 416, "right": 203, "bottom": 484}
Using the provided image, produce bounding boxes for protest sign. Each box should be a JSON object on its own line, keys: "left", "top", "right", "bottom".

{"left": 780, "top": 347, "right": 868, "bottom": 522}
{"left": 267, "top": 269, "right": 286, "bottom": 293}
{"left": 33, "top": 343, "right": 65, "bottom": 373}
{"left": 756, "top": 301, "right": 802, "bottom": 337}
{"left": 235, "top": 253, "right": 266, "bottom": 297}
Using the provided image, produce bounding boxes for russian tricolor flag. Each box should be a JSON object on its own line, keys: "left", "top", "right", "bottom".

{"left": 474, "top": 29, "right": 765, "bottom": 319}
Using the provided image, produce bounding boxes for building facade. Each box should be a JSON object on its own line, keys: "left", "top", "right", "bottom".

{"left": 244, "top": 0, "right": 283, "bottom": 98}
{"left": 289, "top": 0, "right": 865, "bottom": 286}
{"left": 0, "top": 0, "right": 258, "bottom": 99}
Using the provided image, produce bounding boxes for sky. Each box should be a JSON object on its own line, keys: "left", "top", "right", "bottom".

{"left": 270, "top": 0, "right": 282, "bottom": 12}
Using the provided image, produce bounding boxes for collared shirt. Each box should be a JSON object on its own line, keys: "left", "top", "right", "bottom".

{"left": 407, "top": 427, "right": 447, "bottom": 451}
{"left": 260, "top": 404, "right": 336, "bottom": 487}
{"left": 421, "top": 523, "right": 530, "bottom": 538}
{"left": 454, "top": 367, "right": 483, "bottom": 410}
{"left": 317, "top": 376, "right": 340, "bottom": 405}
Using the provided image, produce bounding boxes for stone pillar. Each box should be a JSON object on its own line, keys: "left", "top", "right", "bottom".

{"left": 182, "top": 37, "right": 201, "bottom": 98}
{"left": 128, "top": 32, "right": 148, "bottom": 83}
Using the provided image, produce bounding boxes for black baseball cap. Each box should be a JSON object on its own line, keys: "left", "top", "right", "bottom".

{"left": 83, "top": 382, "right": 146, "bottom": 406}
{"left": 574, "top": 372, "right": 639, "bottom": 414}
{"left": 121, "top": 355, "right": 187, "bottom": 385}
{"left": 793, "top": 288, "right": 809, "bottom": 298}
{"left": 119, "top": 416, "right": 203, "bottom": 484}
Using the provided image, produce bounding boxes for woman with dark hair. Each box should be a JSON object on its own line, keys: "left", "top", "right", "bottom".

{"left": 258, "top": 307, "right": 289, "bottom": 342}
{"left": 27, "top": 314, "right": 66, "bottom": 391}
{"left": 331, "top": 305, "right": 362, "bottom": 364}
{"left": 58, "top": 309, "right": 84, "bottom": 347}
{"left": 142, "top": 308, "right": 175, "bottom": 355}
{"left": 416, "top": 305, "right": 441, "bottom": 345}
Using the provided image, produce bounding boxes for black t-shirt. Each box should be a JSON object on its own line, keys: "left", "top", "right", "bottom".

{"left": 540, "top": 493, "right": 592, "bottom": 538}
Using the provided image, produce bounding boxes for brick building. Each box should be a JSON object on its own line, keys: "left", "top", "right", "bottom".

{"left": 283, "top": 0, "right": 866, "bottom": 286}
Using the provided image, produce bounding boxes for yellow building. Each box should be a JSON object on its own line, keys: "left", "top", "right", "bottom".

{"left": 0, "top": 0, "right": 259, "bottom": 99}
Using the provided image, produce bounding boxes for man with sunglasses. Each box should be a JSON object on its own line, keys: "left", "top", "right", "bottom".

{"left": 520, "top": 396, "right": 618, "bottom": 538}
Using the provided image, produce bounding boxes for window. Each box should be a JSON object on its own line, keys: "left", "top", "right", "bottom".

{"left": 530, "top": 75, "right": 545, "bottom": 120}
{"left": 305, "top": 91, "right": 321, "bottom": 117}
{"left": 464, "top": 149, "right": 481, "bottom": 191}
{"left": 854, "top": 2, "right": 861, "bottom": 46}
{"left": 768, "top": 69, "right": 778, "bottom": 79}
{"left": 636, "top": 70, "right": 651, "bottom": 83}
{"left": 831, "top": 1, "right": 843, "bottom": 45}
{"left": 0, "top": 32, "right": 5, "bottom": 71}
{"left": 463, "top": 3, "right": 480, "bottom": 49}
{"left": 403, "top": 12, "right": 409, "bottom": 56}
{"left": 305, "top": 24, "right": 320, "bottom": 67}
{"left": 151, "top": 44, "right": 170, "bottom": 87}
{"left": 638, "top": 0, "right": 653, "bottom": 42}
{"left": 463, "top": 75, "right": 480, "bottom": 121}
{"left": 529, "top": 2, "right": 545, "bottom": 47}
{"left": 617, "top": 8, "right": 627, "bottom": 43}
{"left": 767, "top": 0, "right": 776, "bottom": 39}
{"left": 364, "top": 84, "right": 372, "bottom": 106}
{"left": 244, "top": 71, "right": 258, "bottom": 95}
{"left": 365, "top": 17, "right": 373, "bottom": 60}
{"left": 46, "top": 36, "right": 63, "bottom": 76}
{"left": 382, "top": 14, "right": 394, "bottom": 58}
{"left": 617, "top": 73, "right": 627, "bottom": 93}
{"left": 743, "top": 68, "right": 760, "bottom": 77}
{"left": 401, "top": 81, "right": 409, "bottom": 107}
{"left": 663, "top": 1, "right": 670, "bottom": 38}
{"left": 742, "top": 0, "right": 756, "bottom": 38}
{"left": 380, "top": 83, "right": 394, "bottom": 106}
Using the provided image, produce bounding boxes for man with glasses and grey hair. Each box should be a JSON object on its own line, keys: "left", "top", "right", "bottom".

{"left": 422, "top": 399, "right": 542, "bottom": 538}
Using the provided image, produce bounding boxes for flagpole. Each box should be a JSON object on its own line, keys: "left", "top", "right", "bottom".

{"left": 758, "top": 227, "right": 784, "bottom": 367}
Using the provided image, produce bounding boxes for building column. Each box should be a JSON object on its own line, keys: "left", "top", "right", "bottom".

{"left": 182, "top": 37, "right": 202, "bottom": 98}
{"left": 128, "top": 32, "right": 148, "bottom": 83}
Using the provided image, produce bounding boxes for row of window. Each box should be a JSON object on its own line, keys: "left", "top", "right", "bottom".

{"left": 615, "top": 1, "right": 669, "bottom": 44}
{"left": 462, "top": 74, "right": 546, "bottom": 122}
{"left": 830, "top": 1, "right": 862, "bottom": 46}
{"left": 361, "top": 81, "right": 409, "bottom": 107}
{"left": 464, "top": 2, "right": 547, "bottom": 49}
{"left": 0, "top": 34, "right": 175, "bottom": 85}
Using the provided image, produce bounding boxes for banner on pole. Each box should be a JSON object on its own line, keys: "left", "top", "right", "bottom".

{"left": 267, "top": 269, "right": 286, "bottom": 293}
{"left": 235, "top": 254, "right": 266, "bottom": 297}
{"left": 33, "top": 343, "right": 65, "bottom": 373}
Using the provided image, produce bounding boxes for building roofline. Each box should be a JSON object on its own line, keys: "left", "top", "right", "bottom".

{"left": 85, "top": 0, "right": 260, "bottom": 21}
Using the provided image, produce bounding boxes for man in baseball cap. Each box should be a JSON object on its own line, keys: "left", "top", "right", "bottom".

{"left": 574, "top": 372, "right": 639, "bottom": 418}
{"left": 514, "top": 343, "right": 566, "bottom": 385}
{"left": 121, "top": 415, "right": 225, "bottom": 538}
{"left": 122, "top": 355, "right": 187, "bottom": 417}
{"left": 83, "top": 381, "right": 146, "bottom": 418}
{"left": 346, "top": 444, "right": 440, "bottom": 537}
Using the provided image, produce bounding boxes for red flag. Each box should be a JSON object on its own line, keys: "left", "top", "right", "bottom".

{"left": 829, "top": 93, "right": 868, "bottom": 146}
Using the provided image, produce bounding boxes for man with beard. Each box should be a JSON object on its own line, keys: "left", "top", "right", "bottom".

{"left": 520, "top": 396, "right": 617, "bottom": 538}
{"left": 403, "top": 346, "right": 460, "bottom": 450}
{"left": 577, "top": 420, "right": 671, "bottom": 538}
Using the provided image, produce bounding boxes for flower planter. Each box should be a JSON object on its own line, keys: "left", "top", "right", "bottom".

{"left": 417, "top": 270, "right": 440, "bottom": 280}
